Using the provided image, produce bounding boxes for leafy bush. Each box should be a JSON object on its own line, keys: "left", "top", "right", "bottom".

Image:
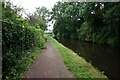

{"left": 103, "top": 4, "right": 120, "bottom": 46}
{"left": 2, "top": 21, "right": 46, "bottom": 79}
{"left": 2, "top": 1, "right": 46, "bottom": 80}
{"left": 77, "top": 22, "right": 92, "bottom": 42}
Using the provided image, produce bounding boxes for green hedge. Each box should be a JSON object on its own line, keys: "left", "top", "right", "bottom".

{"left": 2, "top": 1, "right": 46, "bottom": 79}
{"left": 2, "top": 22, "right": 45, "bottom": 80}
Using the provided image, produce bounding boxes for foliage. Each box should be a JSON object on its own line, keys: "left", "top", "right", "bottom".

{"left": 50, "top": 37, "right": 107, "bottom": 78}
{"left": 2, "top": 1, "right": 46, "bottom": 80}
{"left": 51, "top": 2, "right": 120, "bottom": 46}
{"left": 51, "top": 2, "right": 84, "bottom": 39}
{"left": 77, "top": 22, "right": 92, "bottom": 41}
{"left": 35, "top": 6, "right": 50, "bottom": 22}
{"left": 26, "top": 14, "right": 47, "bottom": 30}
{"left": 26, "top": 7, "right": 50, "bottom": 31}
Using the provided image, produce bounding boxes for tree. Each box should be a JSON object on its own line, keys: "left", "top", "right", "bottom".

{"left": 50, "top": 2, "right": 120, "bottom": 46}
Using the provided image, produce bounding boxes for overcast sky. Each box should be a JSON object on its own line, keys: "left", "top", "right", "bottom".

{"left": 9, "top": 0, "right": 61, "bottom": 31}
{"left": 10, "top": 0, "right": 60, "bottom": 13}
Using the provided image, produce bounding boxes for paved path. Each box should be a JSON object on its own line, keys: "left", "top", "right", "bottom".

{"left": 23, "top": 39, "right": 74, "bottom": 78}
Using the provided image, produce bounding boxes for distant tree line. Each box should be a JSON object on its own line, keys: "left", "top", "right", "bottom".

{"left": 50, "top": 2, "right": 120, "bottom": 46}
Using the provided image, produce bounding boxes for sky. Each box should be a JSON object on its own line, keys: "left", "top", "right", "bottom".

{"left": 9, "top": 0, "right": 60, "bottom": 31}
{"left": 10, "top": 0, "right": 60, "bottom": 13}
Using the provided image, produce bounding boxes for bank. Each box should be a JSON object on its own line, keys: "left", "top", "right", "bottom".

{"left": 50, "top": 37, "right": 108, "bottom": 79}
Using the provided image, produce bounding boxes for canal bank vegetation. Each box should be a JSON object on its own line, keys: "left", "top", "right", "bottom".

{"left": 50, "top": 2, "right": 120, "bottom": 46}
{"left": 2, "top": 1, "right": 49, "bottom": 80}
{"left": 51, "top": 37, "right": 107, "bottom": 78}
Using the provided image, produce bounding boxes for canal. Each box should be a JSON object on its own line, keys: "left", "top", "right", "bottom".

{"left": 56, "top": 38, "right": 120, "bottom": 78}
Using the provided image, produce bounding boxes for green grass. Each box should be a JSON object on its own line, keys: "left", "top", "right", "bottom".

{"left": 50, "top": 37, "right": 108, "bottom": 79}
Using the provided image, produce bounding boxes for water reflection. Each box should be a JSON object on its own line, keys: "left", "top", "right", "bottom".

{"left": 56, "top": 38, "right": 120, "bottom": 78}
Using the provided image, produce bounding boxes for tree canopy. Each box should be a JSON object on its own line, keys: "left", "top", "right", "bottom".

{"left": 50, "top": 2, "right": 120, "bottom": 46}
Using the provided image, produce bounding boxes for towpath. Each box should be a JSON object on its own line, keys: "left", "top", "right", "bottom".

{"left": 23, "top": 38, "right": 74, "bottom": 78}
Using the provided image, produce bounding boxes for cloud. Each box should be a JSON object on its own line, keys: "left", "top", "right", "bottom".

{"left": 10, "top": 0, "right": 59, "bottom": 13}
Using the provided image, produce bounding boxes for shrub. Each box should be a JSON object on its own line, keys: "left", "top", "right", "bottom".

{"left": 2, "top": 21, "right": 45, "bottom": 79}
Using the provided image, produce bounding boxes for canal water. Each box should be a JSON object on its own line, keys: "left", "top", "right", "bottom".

{"left": 56, "top": 38, "right": 120, "bottom": 78}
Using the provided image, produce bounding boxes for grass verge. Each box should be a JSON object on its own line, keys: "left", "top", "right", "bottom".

{"left": 50, "top": 37, "right": 108, "bottom": 79}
